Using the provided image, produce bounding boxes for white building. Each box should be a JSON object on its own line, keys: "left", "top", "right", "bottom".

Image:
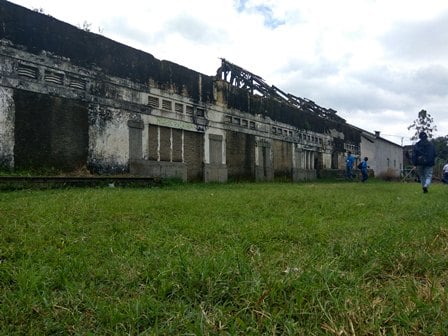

{"left": 360, "top": 131, "right": 403, "bottom": 178}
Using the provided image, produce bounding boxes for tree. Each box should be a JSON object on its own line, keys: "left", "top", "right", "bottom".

{"left": 432, "top": 136, "right": 448, "bottom": 162}
{"left": 407, "top": 109, "right": 437, "bottom": 140}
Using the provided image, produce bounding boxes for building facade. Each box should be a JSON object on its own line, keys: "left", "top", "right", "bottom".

{"left": 360, "top": 131, "right": 403, "bottom": 178}
{"left": 0, "top": 1, "right": 401, "bottom": 182}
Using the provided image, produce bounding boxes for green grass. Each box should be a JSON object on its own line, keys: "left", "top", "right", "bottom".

{"left": 1, "top": 181, "right": 448, "bottom": 335}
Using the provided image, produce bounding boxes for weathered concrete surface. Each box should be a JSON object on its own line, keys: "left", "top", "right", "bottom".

{"left": 0, "top": 87, "right": 14, "bottom": 169}
{"left": 88, "top": 106, "right": 130, "bottom": 174}
{"left": 0, "top": 1, "right": 403, "bottom": 182}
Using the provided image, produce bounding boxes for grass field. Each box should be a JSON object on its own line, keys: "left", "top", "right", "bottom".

{"left": 1, "top": 181, "right": 447, "bottom": 335}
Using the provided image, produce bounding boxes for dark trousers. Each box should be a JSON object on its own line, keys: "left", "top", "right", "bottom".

{"left": 361, "top": 168, "right": 368, "bottom": 182}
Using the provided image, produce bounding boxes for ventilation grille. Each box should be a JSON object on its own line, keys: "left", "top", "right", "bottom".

{"left": 148, "top": 96, "right": 159, "bottom": 108}
{"left": 175, "top": 103, "right": 183, "bottom": 113}
{"left": 68, "top": 77, "right": 86, "bottom": 90}
{"left": 162, "top": 99, "right": 172, "bottom": 111}
{"left": 17, "top": 63, "right": 38, "bottom": 79}
{"left": 44, "top": 71, "right": 64, "bottom": 85}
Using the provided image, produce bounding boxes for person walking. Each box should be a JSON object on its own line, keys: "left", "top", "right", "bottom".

{"left": 345, "top": 151, "right": 355, "bottom": 181}
{"left": 360, "top": 157, "right": 369, "bottom": 182}
{"left": 412, "top": 131, "right": 436, "bottom": 193}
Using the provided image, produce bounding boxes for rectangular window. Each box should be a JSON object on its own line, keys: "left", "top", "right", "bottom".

{"left": 225, "top": 115, "right": 232, "bottom": 123}
{"left": 242, "top": 119, "right": 248, "bottom": 127}
{"left": 148, "top": 96, "right": 159, "bottom": 109}
{"left": 249, "top": 121, "right": 256, "bottom": 130}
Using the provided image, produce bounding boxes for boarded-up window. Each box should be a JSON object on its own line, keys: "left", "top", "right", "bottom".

{"left": 172, "top": 129, "right": 183, "bottom": 162}
{"left": 159, "top": 126, "right": 171, "bottom": 161}
{"left": 147, "top": 125, "right": 183, "bottom": 162}
{"left": 13, "top": 90, "right": 88, "bottom": 172}
{"left": 184, "top": 131, "right": 204, "bottom": 181}
{"left": 209, "top": 134, "right": 223, "bottom": 164}
{"left": 148, "top": 124, "right": 159, "bottom": 161}
{"left": 128, "top": 120, "right": 143, "bottom": 160}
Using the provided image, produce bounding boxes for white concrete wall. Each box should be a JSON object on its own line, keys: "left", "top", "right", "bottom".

{"left": 361, "top": 135, "right": 403, "bottom": 177}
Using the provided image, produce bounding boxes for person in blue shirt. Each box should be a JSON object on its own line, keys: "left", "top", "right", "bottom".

{"left": 345, "top": 151, "right": 355, "bottom": 180}
{"left": 360, "top": 157, "right": 369, "bottom": 182}
{"left": 412, "top": 131, "right": 436, "bottom": 193}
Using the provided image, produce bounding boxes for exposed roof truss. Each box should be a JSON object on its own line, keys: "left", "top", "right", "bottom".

{"left": 216, "top": 58, "right": 345, "bottom": 123}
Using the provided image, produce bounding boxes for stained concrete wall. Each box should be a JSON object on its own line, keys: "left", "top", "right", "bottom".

{"left": 88, "top": 105, "right": 129, "bottom": 173}
{"left": 0, "top": 1, "right": 404, "bottom": 183}
{"left": 0, "top": 87, "right": 14, "bottom": 169}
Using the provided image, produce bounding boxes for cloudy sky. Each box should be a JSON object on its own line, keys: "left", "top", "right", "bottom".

{"left": 8, "top": 0, "right": 448, "bottom": 145}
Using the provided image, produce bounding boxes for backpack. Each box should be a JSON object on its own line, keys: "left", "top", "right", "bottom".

{"left": 357, "top": 162, "right": 363, "bottom": 169}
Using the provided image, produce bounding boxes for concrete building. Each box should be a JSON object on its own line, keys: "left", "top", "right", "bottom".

{"left": 360, "top": 131, "right": 403, "bottom": 178}
{"left": 0, "top": 1, "right": 402, "bottom": 182}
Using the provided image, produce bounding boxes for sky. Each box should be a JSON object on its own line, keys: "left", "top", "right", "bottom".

{"left": 8, "top": 0, "right": 448, "bottom": 146}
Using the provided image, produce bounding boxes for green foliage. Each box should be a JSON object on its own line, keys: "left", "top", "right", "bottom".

{"left": 432, "top": 136, "right": 448, "bottom": 162}
{"left": 1, "top": 182, "right": 448, "bottom": 334}
{"left": 407, "top": 109, "right": 438, "bottom": 140}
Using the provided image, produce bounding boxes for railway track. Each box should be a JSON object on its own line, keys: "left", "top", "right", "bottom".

{"left": 0, "top": 176, "right": 161, "bottom": 189}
